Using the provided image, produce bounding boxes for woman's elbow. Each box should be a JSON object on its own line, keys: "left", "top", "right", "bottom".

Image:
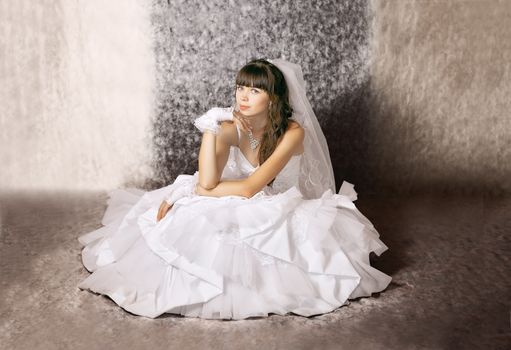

{"left": 198, "top": 172, "right": 219, "bottom": 189}
{"left": 199, "top": 179, "right": 218, "bottom": 190}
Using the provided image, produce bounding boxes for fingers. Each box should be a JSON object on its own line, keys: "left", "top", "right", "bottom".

{"left": 156, "top": 202, "right": 164, "bottom": 222}
{"left": 157, "top": 203, "right": 162, "bottom": 221}
{"left": 233, "top": 111, "right": 253, "bottom": 133}
{"left": 156, "top": 201, "right": 173, "bottom": 222}
{"left": 157, "top": 206, "right": 166, "bottom": 222}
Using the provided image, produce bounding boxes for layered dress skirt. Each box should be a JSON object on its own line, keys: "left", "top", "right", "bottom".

{"left": 78, "top": 138, "right": 392, "bottom": 319}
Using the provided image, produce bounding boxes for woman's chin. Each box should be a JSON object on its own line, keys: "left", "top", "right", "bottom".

{"left": 242, "top": 110, "right": 266, "bottom": 118}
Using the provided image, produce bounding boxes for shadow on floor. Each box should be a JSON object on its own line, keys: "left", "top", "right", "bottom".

{"left": 0, "top": 190, "right": 509, "bottom": 350}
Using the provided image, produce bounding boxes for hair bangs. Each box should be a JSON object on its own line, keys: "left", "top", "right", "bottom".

{"left": 235, "top": 65, "right": 273, "bottom": 93}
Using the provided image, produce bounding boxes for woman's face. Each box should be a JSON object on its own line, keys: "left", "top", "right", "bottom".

{"left": 235, "top": 85, "right": 270, "bottom": 118}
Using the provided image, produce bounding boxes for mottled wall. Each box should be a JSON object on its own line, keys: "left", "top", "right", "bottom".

{"left": 149, "top": 0, "right": 371, "bottom": 191}
{"left": 0, "top": 0, "right": 154, "bottom": 191}
{"left": 151, "top": 0, "right": 510, "bottom": 195}
{"left": 2, "top": 0, "right": 509, "bottom": 195}
{"left": 365, "top": 0, "right": 511, "bottom": 194}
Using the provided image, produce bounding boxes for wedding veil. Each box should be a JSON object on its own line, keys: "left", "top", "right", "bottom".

{"left": 267, "top": 59, "right": 336, "bottom": 199}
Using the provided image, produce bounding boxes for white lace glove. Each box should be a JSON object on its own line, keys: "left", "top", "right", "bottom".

{"left": 164, "top": 185, "right": 190, "bottom": 205}
{"left": 164, "top": 173, "right": 199, "bottom": 205}
{"left": 193, "top": 107, "right": 235, "bottom": 134}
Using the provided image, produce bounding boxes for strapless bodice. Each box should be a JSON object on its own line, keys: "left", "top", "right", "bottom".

{"left": 220, "top": 146, "right": 302, "bottom": 195}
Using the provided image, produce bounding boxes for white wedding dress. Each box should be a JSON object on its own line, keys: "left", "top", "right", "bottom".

{"left": 78, "top": 123, "right": 392, "bottom": 319}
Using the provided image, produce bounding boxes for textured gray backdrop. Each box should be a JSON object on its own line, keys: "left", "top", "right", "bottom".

{"left": 149, "top": 0, "right": 373, "bottom": 193}
{"left": 149, "top": 0, "right": 510, "bottom": 195}
{"left": 1, "top": 0, "right": 509, "bottom": 195}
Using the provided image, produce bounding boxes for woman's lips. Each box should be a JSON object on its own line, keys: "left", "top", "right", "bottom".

{"left": 239, "top": 105, "right": 249, "bottom": 111}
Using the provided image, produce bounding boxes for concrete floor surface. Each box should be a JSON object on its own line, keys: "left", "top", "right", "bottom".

{"left": 0, "top": 191, "right": 509, "bottom": 350}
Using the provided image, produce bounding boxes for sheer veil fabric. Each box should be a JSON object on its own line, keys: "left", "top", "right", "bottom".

{"left": 76, "top": 59, "right": 392, "bottom": 320}
{"left": 268, "top": 59, "right": 336, "bottom": 199}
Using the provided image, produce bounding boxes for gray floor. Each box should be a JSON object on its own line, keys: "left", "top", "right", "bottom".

{"left": 0, "top": 190, "right": 509, "bottom": 350}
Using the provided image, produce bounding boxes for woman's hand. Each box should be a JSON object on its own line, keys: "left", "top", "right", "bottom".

{"left": 157, "top": 201, "right": 174, "bottom": 222}
{"left": 233, "top": 110, "right": 253, "bottom": 133}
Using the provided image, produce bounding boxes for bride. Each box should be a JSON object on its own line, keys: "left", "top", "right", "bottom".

{"left": 78, "top": 58, "right": 392, "bottom": 320}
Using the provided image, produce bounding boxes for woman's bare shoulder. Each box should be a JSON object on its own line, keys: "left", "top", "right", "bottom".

{"left": 287, "top": 119, "right": 303, "bottom": 131}
{"left": 285, "top": 120, "right": 304, "bottom": 136}
{"left": 278, "top": 120, "right": 305, "bottom": 155}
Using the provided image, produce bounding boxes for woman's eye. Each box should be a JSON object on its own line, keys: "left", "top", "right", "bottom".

{"left": 235, "top": 86, "right": 260, "bottom": 94}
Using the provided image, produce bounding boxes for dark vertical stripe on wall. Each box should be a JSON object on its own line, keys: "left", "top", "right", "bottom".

{"left": 148, "top": 0, "right": 371, "bottom": 192}
{"left": 367, "top": 0, "right": 511, "bottom": 195}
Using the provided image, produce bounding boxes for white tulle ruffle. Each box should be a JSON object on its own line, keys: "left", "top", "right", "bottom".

{"left": 78, "top": 178, "right": 391, "bottom": 319}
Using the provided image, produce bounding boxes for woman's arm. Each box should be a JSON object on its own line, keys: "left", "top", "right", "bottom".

{"left": 197, "top": 125, "right": 305, "bottom": 198}
{"left": 197, "top": 121, "right": 235, "bottom": 189}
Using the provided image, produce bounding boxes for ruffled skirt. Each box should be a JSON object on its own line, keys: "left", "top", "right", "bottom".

{"left": 77, "top": 176, "right": 392, "bottom": 320}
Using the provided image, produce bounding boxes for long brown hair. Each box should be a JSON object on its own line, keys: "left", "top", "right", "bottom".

{"left": 235, "top": 59, "right": 293, "bottom": 186}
